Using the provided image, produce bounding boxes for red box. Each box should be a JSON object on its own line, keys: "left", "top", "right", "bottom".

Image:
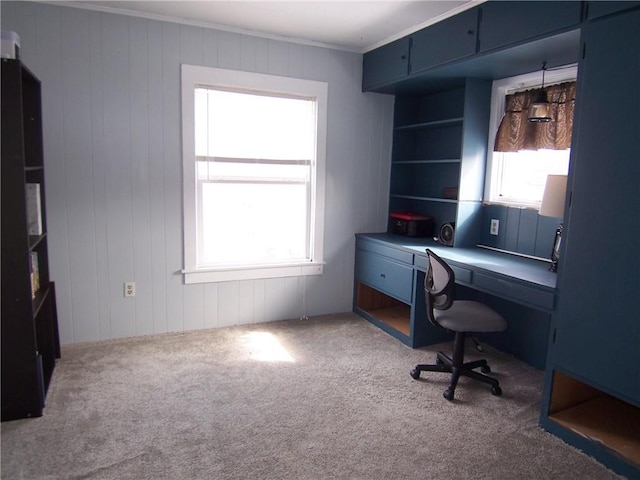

{"left": 389, "top": 212, "right": 434, "bottom": 237}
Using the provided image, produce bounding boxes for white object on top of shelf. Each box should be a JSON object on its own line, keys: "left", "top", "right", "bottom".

{"left": 26, "top": 183, "right": 43, "bottom": 235}
{"left": 1, "top": 31, "right": 20, "bottom": 59}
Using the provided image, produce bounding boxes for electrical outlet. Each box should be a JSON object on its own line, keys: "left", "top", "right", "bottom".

{"left": 124, "top": 282, "right": 136, "bottom": 297}
{"left": 490, "top": 219, "right": 500, "bottom": 236}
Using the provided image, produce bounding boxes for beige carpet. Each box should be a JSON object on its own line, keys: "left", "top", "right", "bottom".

{"left": 1, "top": 313, "right": 623, "bottom": 479}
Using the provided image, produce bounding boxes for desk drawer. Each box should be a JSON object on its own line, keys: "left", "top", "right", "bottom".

{"left": 414, "top": 255, "right": 428, "bottom": 271}
{"left": 414, "top": 255, "right": 472, "bottom": 283}
{"left": 357, "top": 239, "right": 414, "bottom": 265}
{"left": 356, "top": 250, "right": 414, "bottom": 303}
{"left": 473, "top": 272, "right": 554, "bottom": 310}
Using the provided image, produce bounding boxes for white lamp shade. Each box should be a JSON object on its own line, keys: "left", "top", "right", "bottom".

{"left": 539, "top": 174, "right": 567, "bottom": 218}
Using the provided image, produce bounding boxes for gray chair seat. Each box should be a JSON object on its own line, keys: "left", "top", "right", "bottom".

{"left": 434, "top": 301, "right": 507, "bottom": 333}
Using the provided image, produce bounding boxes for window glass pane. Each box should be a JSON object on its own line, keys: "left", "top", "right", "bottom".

{"left": 196, "top": 161, "right": 309, "bottom": 182}
{"left": 194, "top": 88, "right": 209, "bottom": 157}
{"left": 494, "top": 149, "right": 570, "bottom": 204}
{"left": 195, "top": 88, "right": 315, "bottom": 161}
{"left": 200, "top": 182, "right": 308, "bottom": 266}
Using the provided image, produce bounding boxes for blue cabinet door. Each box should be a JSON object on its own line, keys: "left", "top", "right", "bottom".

{"left": 409, "top": 8, "right": 478, "bottom": 74}
{"left": 587, "top": 1, "right": 640, "bottom": 19}
{"left": 552, "top": 10, "right": 640, "bottom": 404}
{"left": 362, "top": 37, "right": 410, "bottom": 91}
{"left": 479, "top": 1, "right": 582, "bottom": 53}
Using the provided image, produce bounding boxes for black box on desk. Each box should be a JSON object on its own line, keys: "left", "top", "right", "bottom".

{"left": 389, "top": 212, "right": 434, "bottom": 237}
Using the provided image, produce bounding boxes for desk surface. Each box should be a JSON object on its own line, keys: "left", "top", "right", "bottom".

{"left": 358, "top": 233, "right": 557, "bottom": 290}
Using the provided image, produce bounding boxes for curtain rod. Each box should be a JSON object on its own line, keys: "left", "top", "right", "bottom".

{"left": 505, "top": 63, "right": 578, "bottom": 95}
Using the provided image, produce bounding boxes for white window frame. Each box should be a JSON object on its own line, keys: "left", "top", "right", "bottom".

{"left": 484, "top": 65, "right": 577, "bottom": 208}
{"left": 181, "top": 65, "right": 328, "bottom": 284}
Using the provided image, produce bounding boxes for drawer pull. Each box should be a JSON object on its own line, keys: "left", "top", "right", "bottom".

{"left": 380, "top": 273, "right": 386, "bottom": 278}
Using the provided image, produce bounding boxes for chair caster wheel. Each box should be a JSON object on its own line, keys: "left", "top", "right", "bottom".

{"left": 410, "top": 369, "right": 421, "bottom": 380}
{"left": 481, "top": 365, "right": 491, "bottom": 373}
{"left": 491, "top": 385, "right": 502, "bottom": 396}
{"left": 443, "top": 388, "right": 454, "bottom": 401}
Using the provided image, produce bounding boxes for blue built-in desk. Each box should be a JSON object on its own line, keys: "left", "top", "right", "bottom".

{"left": 354, "top": 233, "right": 556, "bottom": 369}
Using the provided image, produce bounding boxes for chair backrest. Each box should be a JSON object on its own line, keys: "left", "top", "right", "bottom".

{"left": 424, "top": 249, "right": 456, "bottom": 327}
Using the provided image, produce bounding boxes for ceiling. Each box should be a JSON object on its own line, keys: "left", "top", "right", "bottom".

{"left": 56, "top": 1, "right": 481, "bottom": 52}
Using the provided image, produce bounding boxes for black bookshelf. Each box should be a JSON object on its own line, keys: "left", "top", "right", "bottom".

{"left": 1, "top": 58, "right": 60, "bottom": 421}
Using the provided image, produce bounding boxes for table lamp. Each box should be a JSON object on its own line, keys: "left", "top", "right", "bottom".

{"left": 539, "top": 174, "right": 567, "bottom": 272}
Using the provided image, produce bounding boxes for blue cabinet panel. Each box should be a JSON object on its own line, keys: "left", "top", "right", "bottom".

{"left": 362, "top": 37, "right": 410, "bottom": 91}
{"left": 587, "top": 1, "right": 640, "bottom": 19}
{"left": 479, "top": 1, "right": 582, "bottom": 53}
{"left": 552, "top": 10, "right": 640, "bottom": 404}
{"left": 473, "top": 272, "right": 555, "bottom": 311}
{"left": 357, "top": 238, "right": 413, "bottom": 264}
{"left": 355, "top": 250, "right": 414, "bottom": 304}
{"left": 409, "top": 8, "right": 478, "bottom": 74}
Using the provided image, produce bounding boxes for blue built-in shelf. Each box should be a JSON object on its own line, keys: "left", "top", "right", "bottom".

{"left": 391, "top": 194, "right": 458, "bottom": 204}
{"left": 394, "top": 117, "right": 463, "bottom": 131}
{"left": 393, "top": 159, "right": 461, "bottom": 165}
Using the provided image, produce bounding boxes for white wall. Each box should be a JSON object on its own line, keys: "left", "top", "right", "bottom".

{"left": 1, "top": 1, "right": 394, "bottom": 344}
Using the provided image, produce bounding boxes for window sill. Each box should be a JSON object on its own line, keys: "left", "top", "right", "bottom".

{"left": 482, "top": 201, "right": 541, "bottom": 210}
{"left": 182, "top": 262, "right": 324, "bottom": 284}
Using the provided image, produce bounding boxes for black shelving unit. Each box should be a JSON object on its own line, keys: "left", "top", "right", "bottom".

{"left": 2, "top": 58, "right": 60, "bottom": 421}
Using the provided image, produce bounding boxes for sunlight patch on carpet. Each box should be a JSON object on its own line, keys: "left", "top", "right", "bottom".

{"left": 240, "top": 331, "right": 295, "bottom": 363}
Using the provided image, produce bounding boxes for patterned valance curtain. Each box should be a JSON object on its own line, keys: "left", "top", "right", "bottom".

{"left": 494, "top": 81, "right": 577, "bottom": 152}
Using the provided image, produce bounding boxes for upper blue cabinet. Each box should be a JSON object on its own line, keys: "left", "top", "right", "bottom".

{"left": 478, "top": 1, "right": 582, "bottom": 53}
{"left": 586, "top": 1, "right": 640, "bottom": 20}
{"left": 409, "top": 8, "right": 479, "bottom": 75}
{"left": 362, "top": 37, "right": 410, "bottom": 91}
{"left": 361, "top": 0, "right": 585, "bottom": 92}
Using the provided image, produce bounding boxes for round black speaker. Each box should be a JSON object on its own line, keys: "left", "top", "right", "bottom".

{"left": 438, "top": 222, "right": 455, "bottom": 246}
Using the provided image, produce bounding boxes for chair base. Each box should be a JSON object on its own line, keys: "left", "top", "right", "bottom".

{"left": 410, "top": 332, "right": 502, "bottom": 401}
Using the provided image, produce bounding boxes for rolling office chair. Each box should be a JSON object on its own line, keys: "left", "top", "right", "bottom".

{"left": 410, "top": 249, "right": 507, "bottom": 401}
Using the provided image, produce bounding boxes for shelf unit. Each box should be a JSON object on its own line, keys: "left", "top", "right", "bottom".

{"left": 388, "top": 79, "right": 491, "bottom": 247}
{"left": 1, "top": 58, "right": 60, "bottom": 421}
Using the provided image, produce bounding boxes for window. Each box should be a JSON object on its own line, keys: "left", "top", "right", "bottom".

{"left": 181, "top": 65, "right": 328, "bottom": 284}
{"left": 484, "top": 66, "right": 577, "bottom": 208}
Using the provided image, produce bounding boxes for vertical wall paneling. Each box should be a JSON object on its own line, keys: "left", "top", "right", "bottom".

{"left": 238, "top": 34, "right": 257, "bottom": 73}
{"left": 218, "top": 31, "right": 242, "bottom": 71}
{"left": 516, "top": 208, "right": 538, "bottom": 255}
{"left": 218, "top": 282, "right": 240, "bottom": 326}
{"left": 183, "top": 284, "right": 205, "bottom": 332}
{"left": 61, "top": 9, "right": 101, "bottom": 342}
{"left": 201, "top": 29, "right": 219, "bottom": 69}
{"left": 237, "top": 282, "right": 256, "bottom": 325}
{"left": 101, "top": 12, "right": 136, "bottom": 339}
{"left": 480, "top": 204, "right": 560, "bottom": 261}
{"left": 129, "top": 17, "right": 155, "bottom": 336}
{"left": 160, "top": 22, "right": 184, "bottom": 334}
{"left": 146, "top": 19, "right": 169, "bottom": 336}
{"left": 203, "top": 283, "right": 220, "bottom": 329}
{"left": 1, "top": 1, "right": 394, "bottom": 344}
{"left": 504, "top": 207, "right": 521, "bottom": 252}
{"left": 534, "top": 215, "right": 557, "bottom": 260}
{"left": 251, "top": 280, "right": 267, "bottom": 325}
{"left": 90, "top": 11, "right": 111, "bottom": 340}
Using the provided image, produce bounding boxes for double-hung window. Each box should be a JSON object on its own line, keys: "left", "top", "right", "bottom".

{"left": 181, "top": 65, "right": 328, "bottom": 284}
{"left": 484, "top": 66, "right": 577, "bottom": 208}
